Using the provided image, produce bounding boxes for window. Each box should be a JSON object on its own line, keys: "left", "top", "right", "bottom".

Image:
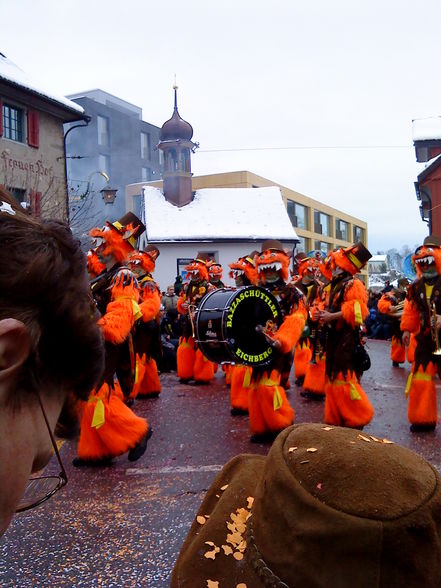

{"left": 353, "top": 225, "right": 365, "bottom": 242}
{"left": 97, "top": 116, "right": 109, "bottom": 146}
{"left": 141, "top": 167, "right": 151, "bottom": 182}
{"left": 2, "top": 103, "right": 23, "bottom": 142}
{"left": 295, "top": 236, "right": 307, "bottom": 253}
{"left": 336, "top": 219, "right": 349, "bottom": 241}
{"left": 141, "top": 132, "right": 151, "bottom": 159}
{"left": 98, "top": 154, "right": 110, "bottom": 175}
{"left": 7, "top": 186, "right": 26, "bottom": 204}
{"left": 314, "top": 240, "right": 331, "bottom": 253}
{"left": 287, "top": 200, "right": 308, "bottom": 230}
{"left": 313, "top": 211, "right": 330, "bottom": 236}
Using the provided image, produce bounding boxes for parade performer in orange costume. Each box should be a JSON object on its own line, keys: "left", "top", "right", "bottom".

{"left": 249, "top": 240, "right": 307, "bottom": 442}
{"left": 176, "top": 253, "right": 216, "bottom": 383}
{"left": 208, "top": 261, "right": 225, "bottom": 288}
{"left": 128, "top": 244, "right": 162, "bottom": 399}
{"left": 401, "top": 236, "right": 441, "bottom": 432}
{"left": 74, "top": 213, "right": 151, "bottom": 466}
{"left": 301, "top": 254, "right": 333, "bottom": 400}
{"left": 377, "top": 278, "right": 408, "bottom": 367}
{"left": 227, "top": 252, "right": 259, "bottom": 415}
{"left": 318, "top": 243, "right": 374, "bottom": 429}
{"left": 291, "top": 253, "right": 321, "bottom": 387}
{"left": 87, "top": 248, "right": 106, "bottom": 278}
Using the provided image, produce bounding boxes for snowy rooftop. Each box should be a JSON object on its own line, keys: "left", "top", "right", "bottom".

{"left": 142, "top": 186, "right": 299, "bottom": 242}
{"left": 412, "top": 117, "right": 441, "bottom": 142}
{"left": 0, "top": 52, "right": 84, "bottom": 114}
{"left": 369, "top": 255, "right": 387, "bottom": 262}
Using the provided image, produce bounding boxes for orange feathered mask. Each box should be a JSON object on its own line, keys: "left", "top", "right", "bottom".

{"left": 255, "top": 249, "right": 290, "bottom": 283}
{"left": 412, "top": 245, "right": 441, "bottom": 278}
{"left": 229, "top": 255, "right": 258, "bottom": 286}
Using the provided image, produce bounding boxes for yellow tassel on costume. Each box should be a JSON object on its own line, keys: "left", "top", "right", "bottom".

{"left": 405, "top": 373, "right": 413, "bottom": 398}
{"left": 349, "top": 382, "right": 361, "bottom": 400}
{"left": 243, "top": 367, "right": 252, "bottom": 388}
{"left": 334, "top": 378, "right": 361, "bottom": 400}
{"left": 132, "top": 300, "right": 143, "bottom": 321}
{"left": 354, "top": 301, "right": 363, "bottom": 326}
{"left": 91, "top": 399, "right": 105, "bottom": 429}
{"left": 273, "top": 388, "right": 283, "bottom": 411}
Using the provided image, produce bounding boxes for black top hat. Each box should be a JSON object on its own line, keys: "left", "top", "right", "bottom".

{"left": 107, "top": 212, "right": 146, "bottom": 247}
{"left": 343, "top": 242, "right": 372, "bottom": 271}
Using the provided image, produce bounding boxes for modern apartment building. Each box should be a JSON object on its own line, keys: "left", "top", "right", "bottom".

{"left": 65, "top": 89, "right": 162, "bottom": 234}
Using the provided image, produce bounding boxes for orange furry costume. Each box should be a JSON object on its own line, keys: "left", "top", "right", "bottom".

{"left": 176, "top": 254, "right": 216, "bottom": 383}
{"left": 248, "top": 241, "right": 307, "bottom": 441}
{"left": 322, "top": 244, "right": 374, "bottom": 429}
{"left": 75, "top": 214, "right": 150, "bottom": 466}
{"left": 400, "top": 236, "right": 441, "bottom": 431}
{"left": 129, "top": 245, "right": 162, "bottom": 399}
{"left": 377, "top": 283, "right": 407, "bottom": 366}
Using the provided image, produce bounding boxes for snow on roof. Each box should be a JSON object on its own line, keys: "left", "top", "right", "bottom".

{"left": 0, "top": 53, "right": 84, "bottom": 115}
{"left": 369, "top": 255, "right": 387, "bottom": 262}
{"left": 412, "top": 117, "right": 441, "bottom": 142}
{"left": 142, "top": 186, "right": 299, "bottom": 242}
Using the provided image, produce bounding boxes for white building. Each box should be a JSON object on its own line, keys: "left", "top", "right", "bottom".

{"left": 139, "top": 185, "right": 299, "bottom": 291}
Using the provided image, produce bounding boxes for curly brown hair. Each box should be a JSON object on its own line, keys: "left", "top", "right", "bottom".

{"left": 0, "top": 187, "right": 104, "bottom": 403}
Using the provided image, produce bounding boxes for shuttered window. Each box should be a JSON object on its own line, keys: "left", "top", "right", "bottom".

{"left": 27, "top": 110, "right": 39, "bottom": 148}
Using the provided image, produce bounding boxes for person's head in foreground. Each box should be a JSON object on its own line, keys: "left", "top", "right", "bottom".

{"left": 0, "top": 188, "right": 104, "bottom": 536}
{"left": 171, "top": 422, "right": 441, "bottom": 588}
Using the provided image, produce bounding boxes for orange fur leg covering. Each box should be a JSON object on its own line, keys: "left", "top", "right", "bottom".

{"left": 138, "top": 358, "right": 161, "bottom": 397}
{"left": 324, "top": 371, "right": 374, "bottom": 428}
{"left": 406, "top": 363, "right": 437, "bottom": 426}
{"left": 77, "top": 384, "right": 149, "bottom": 460}
{"left": 407, "top": 334, "right": 417, "bottom": 364}
{"left": 294, "top": 341, "right": 312, "bottom": 378}
{"left": 248, "top": 369, "right": 295, "bottom": 435}
{"left": 303, "top": 356, "right": 326, "bottom": 396}
{"left": 193, "top": 348, "right": 215, "bottom": 383}
{"left": 177, "top": 336, "right": 196, "bottom": 380}
{"left": 391, "top": 336, "right": 405, "bottom": 363}
{"left": 230, "top": 365, "right": 251, "bottom": 411}
{"left": 130, "top": 355, "right": 146, "bottom": 399}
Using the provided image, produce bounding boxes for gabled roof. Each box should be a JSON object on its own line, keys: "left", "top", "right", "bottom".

{"left": 0, "top": 52, "right": 85, "bottom": 119}
{"left": 142, "top": 186, "right": 299, "bottom": 243}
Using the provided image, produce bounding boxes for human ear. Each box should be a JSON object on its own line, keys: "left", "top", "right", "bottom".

{"left": 0, "top": 319, "right": 31, "bottom": 381}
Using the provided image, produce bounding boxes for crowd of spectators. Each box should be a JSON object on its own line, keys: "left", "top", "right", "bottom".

{"left": 365, "top": 282, "right": 392, "bottom": 340}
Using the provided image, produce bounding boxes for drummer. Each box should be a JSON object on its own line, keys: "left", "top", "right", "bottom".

{"left": 248, "top": 240, "right": 308, "bottom": 442}
{"left": 176, "top": 253, "right": 216, "bottom": 384}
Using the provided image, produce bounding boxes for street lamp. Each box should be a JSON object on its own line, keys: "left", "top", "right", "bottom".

{"left": 101, "top": 186, "right": 118, "bottom": 204}
{"left": 79, "top": 170, "right": 110, "bottom": 200}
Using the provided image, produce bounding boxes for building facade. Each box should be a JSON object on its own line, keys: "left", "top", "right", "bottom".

{"left": 65, "top": 89, "right": 162, "bottom": 239}
{"left": 127, "top": 169, "right": 368, "bottom": 256}
{"left": 0, "top": 53, "right": 87, "bottom": 219}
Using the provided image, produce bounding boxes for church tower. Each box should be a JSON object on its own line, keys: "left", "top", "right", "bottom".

{"left": 158, "top": 85, "right": 197, "bottom": 207}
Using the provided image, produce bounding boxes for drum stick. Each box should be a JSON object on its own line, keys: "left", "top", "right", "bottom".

{"left": 255, "top": 325, "right": 282, "bottom": 350}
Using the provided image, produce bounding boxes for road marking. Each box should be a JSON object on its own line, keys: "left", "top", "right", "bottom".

{"left": 125, "top": 464, "right": 224, "bottom": 476}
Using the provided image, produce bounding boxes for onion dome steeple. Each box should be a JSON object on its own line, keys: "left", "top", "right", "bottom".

{"left": 158, "top": 84, "right": 197, "bottom": 208}
{"left": 160, "top": 85, "right": 193, "bottom": 142}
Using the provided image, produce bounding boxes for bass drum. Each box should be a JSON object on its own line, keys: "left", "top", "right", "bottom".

{"left": 194, "top": 286, "right": 282, "bottom": 366}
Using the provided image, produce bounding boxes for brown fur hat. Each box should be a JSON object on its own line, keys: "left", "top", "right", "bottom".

{"left": 171, "top": 423, "right": 441, "bottom": 588}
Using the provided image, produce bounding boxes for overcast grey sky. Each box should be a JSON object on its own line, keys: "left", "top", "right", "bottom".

{"left": 2, "top": 0, "right": 439, "bottom": 253}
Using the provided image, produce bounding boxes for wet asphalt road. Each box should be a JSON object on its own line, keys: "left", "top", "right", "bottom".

{"left": 1, "top": 339, "right": 441, "bottom": 587}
